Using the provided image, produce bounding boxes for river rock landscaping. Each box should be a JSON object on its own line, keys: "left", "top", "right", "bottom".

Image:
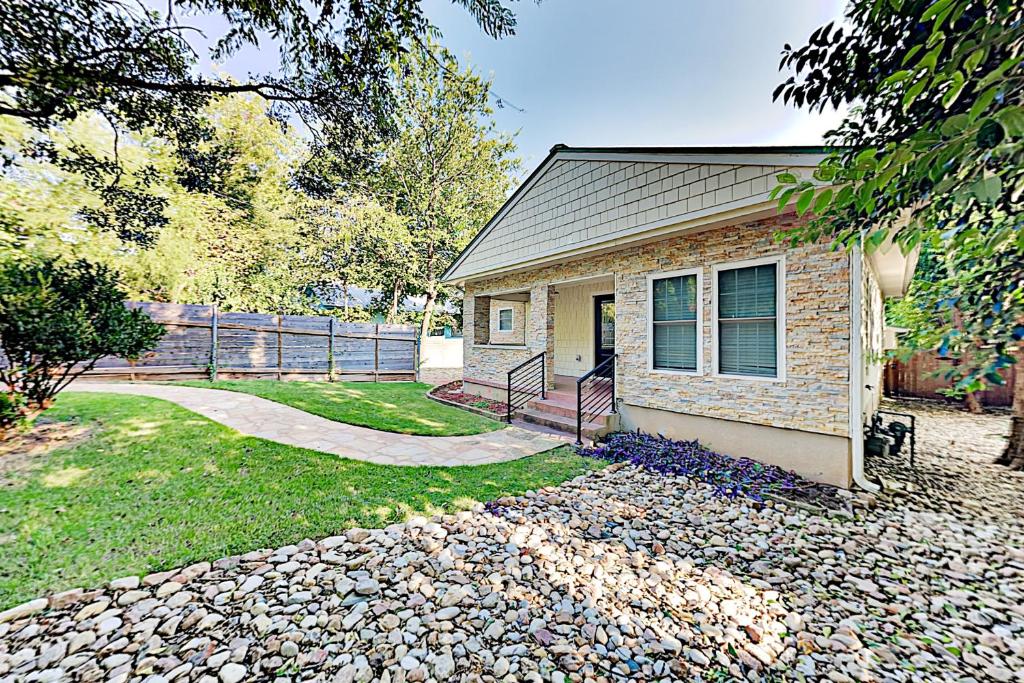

{"left": 1, "top": 399, "right": 1022, "bottom": 682}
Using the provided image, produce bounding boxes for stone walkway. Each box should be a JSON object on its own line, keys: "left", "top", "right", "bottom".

{"left": 70, "top": 382, "right": 566, "bottom": 467}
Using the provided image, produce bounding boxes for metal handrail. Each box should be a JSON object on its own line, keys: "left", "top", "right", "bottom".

{"left": 506, "top": 352, "right": 546, "bottom": 422}
{"left": 576, "top": 353, "right": 616, "bottom": 444}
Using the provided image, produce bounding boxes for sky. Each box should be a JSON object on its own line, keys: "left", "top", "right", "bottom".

{"left": 420, "top": 0, "right": 849, "bottom": 169}
{"left": 190, "top": 0, "right": 849, "bottom": 173}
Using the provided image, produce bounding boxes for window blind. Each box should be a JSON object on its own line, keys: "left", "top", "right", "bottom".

{"left": 652, "top": 274, "right": 698, "bottom": 371}
{"left": 498, "top": 308, "right": 513, "bottom": 331}
{"left": 717, "top": 263, "right": 778, "bottom": 377}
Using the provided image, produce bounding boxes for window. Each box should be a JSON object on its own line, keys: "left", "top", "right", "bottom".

{"left": 649, "top": 269, "right": 701, "bottom": 373}
{"left": 497, "top": 307, "right": 513, "bottom": 331}
{"left": 714, "top": 258, "right": 783, "bottom": 379}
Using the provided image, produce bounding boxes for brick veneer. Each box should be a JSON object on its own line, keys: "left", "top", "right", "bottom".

{"left": 463, "top": 213, "right": 851, "bottom": 438}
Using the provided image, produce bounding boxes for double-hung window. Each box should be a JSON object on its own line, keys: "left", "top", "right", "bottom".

{"left": 650, "top": 269, "right": 701, "bottom": 373}
{"left": 715, "top": 258, "right": 783, "bottom": 379}
{"left": 497, "top": 307, "right": 513, "bottom": 332}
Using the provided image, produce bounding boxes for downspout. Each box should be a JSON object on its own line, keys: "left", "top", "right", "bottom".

{"left": 849, "top": 244, "right": 880, "bottom": 492}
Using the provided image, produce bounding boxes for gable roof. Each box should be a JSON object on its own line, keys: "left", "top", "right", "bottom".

{"left": 442, "top": 144, "right": 831, "bottom": 283}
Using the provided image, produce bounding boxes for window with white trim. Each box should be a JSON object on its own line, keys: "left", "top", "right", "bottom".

{"left": 716, "top": 261, "right": 780, "bottom": 378}
{"left": 497, "top": 307, "right": 513, "bottom": 331}
{"left": 651, "top": 271, "right": 700, "bottom": 372}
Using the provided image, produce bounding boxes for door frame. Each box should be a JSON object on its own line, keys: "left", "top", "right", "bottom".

{"left": 593, "top": 293, "right": 615, "bottom": 367}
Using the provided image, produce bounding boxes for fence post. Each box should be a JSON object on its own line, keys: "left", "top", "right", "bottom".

{"left": 210, "top": 305, "right": 219, "bottom": 381}
{"left": 373, "top": 323, "right": 380, "bottom": 383}
{"left": 328, "top": 317, "right": 336, "bottom": 381}
{"left": 414, "top": 331, "right": 420, "bottom": 382}
{"left": 276, "top": 313, "right": 283, "bottom": 381}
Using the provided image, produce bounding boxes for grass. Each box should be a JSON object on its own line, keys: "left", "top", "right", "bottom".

{"left": 177, "top": 380, "right": 501, "bottom": 436}
{"left": 0, "top": 392, "right": 601, "bottom": 609}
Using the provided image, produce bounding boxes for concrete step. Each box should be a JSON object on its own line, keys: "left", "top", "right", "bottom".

{"left": 518, "top": 408, "right": 605, "bottom": 441}
{"left": 526, "top": 396, "right": 613, "bottom": 420}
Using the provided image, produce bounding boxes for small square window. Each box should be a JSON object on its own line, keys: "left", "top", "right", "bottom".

{"left": 498, "top": 308, "right": 513, "bottom": 331}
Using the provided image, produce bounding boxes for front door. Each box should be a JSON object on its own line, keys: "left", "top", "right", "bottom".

{"left": 594, "top": 294, "right": 615, "bottom": 372}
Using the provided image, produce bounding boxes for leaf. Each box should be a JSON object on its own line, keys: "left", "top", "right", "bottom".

{"left": 940, "top": 113, "right": 970, "bottom": 136}
{"left": 920, "top": 0, "right": 954, "bottom": 21}
{"left": 970, "top": 175, "right": 1002, "bottom": 203}
{"left": 795, "top": 187, "right": 816, "bottom": 216}
{"left": 976, "top": 119, "right": 1005, "bottom": 148}
{"left": 883, "top": 70, "right": 913, "bottom": 86}
{"left": 903, "top": 79, "right": 928, "bottom": 111}
{"left": 978, "top": 56, "right": 1023, "bottom": 90}
{"left": 812, "top": 188, "right": 834, "bottom": 214}
{"left": 776, "top": 172, "right": 798, "bottom": 184}
{"left": 968, "top": 86, "right": 999, "bottom": 122}
{"left": 941, "top": 72, "right": 965, "bottom": 108}
{"left": 855, "top": 147, "right": 878, "bottom": 168}
{"left": 776, "top": 187, "right": 797, "bottom": 211}
{"left": 995, "top": 106, "right": 1024, "bottom": 136}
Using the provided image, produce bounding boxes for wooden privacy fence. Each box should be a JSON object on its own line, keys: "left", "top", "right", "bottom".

{"left": 884, "top": 351, "right": 1016, "bottom": 407}
{"left": 82, "top": 302, "right": 418, "bottom": 382}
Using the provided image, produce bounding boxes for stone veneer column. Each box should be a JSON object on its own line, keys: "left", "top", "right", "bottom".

{"left": 528, "top": 284, "right": 556, "bottom": 390}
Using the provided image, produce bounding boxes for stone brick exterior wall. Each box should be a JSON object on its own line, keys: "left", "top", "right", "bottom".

{"left": 463, "top": 213, "right": 852, "bottom": 438}
{"left": 488, "top": 300, "right": 526, "bottom": 345}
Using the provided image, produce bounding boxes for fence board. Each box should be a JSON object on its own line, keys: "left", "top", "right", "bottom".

{"left": 884, "top": 352, "right": 1016, "bottom": 407}
{"left": 72, "top": 302, "right": 417, "bottom": 382}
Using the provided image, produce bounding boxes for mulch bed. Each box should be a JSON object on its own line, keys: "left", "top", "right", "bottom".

{"left": 429, "top": 381, "right": 509, "bottom": 418}
{"left": 578, "top": 431, "right": 849, "bottom": 511}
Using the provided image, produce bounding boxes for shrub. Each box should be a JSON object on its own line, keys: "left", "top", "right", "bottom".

{"left": 578, "top": 431, "right": 818, "bottom": 501}
{"left": 0, "top": 258, "right": 164, "bottom": 435}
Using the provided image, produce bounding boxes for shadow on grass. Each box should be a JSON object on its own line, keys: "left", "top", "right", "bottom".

{"left": 0, "top": 392, "right": 599, "bottom": 609}
{"left": 176, "top": 380, "right": 502, "bottom": 436}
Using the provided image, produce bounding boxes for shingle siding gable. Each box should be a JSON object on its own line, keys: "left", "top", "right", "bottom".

{"left": 449, "top": 157, "right": 812, "bottom": 281}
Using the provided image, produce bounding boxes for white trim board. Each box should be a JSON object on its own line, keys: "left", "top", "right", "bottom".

{"left": 452, "top": 201, "right": 790, "bottom": 285}
{"left": 647, "top": 267, "right": 704, "bottom": 376}
{"left": 710, "top": 254, "right": 787, "bottom": 383}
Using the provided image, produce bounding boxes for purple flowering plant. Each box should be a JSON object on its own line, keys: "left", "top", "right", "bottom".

{"left": 577, "top": 431, "right": 816, "bottom": 502}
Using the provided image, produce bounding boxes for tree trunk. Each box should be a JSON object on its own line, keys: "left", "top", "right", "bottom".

{"left": 419, "top": 288, "right": 437, "bottom": 342}
{"left": 387, "top": 280, "right": 402, "bottom": 324}
{"left": 998, "top": 365, "right": 1024, "bottom": 469}
{"left": 964, "top": 391, "right": 983, "bottom": 414}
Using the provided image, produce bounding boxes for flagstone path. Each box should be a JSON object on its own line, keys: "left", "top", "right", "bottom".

{"left": 71, "top": 382, "right": 567, "bottom": 466}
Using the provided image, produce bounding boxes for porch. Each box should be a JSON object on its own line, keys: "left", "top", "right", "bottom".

{"left": 463, "top": 273, "right": 618, "bottom": 440}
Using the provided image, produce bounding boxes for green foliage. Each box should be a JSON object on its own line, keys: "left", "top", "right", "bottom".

{"left": 361, "top": 45, "right": 519, "bottom": 335}
{"left": 0, "top": 0, "right": 518, "bottom": 244}
{"left": 1, "top": 96, "right": 321, "bottom": 313}
{"left": 774, "top": 0, "right": 1023, "bottom": 393}
{"left": 0, "top": 257, "right": 164, "bottom": 431}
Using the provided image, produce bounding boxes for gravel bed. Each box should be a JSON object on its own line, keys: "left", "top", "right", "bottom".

{"left": 1, "top": 400, "right": 1021, "bottom": 682}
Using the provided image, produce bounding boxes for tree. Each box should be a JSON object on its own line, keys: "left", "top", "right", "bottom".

{"left": 297, "top": 194, "right": 413, "bottom": 322}
{"left": 1, "top": 0, "right": 519, "bottom": 245}
{"left": 773, "top": 0, "right": 1024, "bottom": 466}
{"left": 0, "top": 256, "right": 164, "bottom": 436}
{"left": 1, "top": 95, "right": 321, "bottom": 313}
{"left": 365, "top": 46, "right": 518, "bottom": 339}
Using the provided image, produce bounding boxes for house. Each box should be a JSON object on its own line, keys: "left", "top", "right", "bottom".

{"left": 441, "top": 145, "right": 918, "bottom": 489}
{"left": 317, "top": 284, "right": 461, "bottom": 335}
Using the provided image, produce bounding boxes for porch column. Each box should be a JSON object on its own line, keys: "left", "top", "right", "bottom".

{"left": 528, "top": 284, "right": 556, "bottom": 390}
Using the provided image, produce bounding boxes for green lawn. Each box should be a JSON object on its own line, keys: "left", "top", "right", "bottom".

{"left": 0, "top": 392, "right": 600, "bottom": 609}
{"left": 177, "top": 380, "right": 500, "bottom": 436}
